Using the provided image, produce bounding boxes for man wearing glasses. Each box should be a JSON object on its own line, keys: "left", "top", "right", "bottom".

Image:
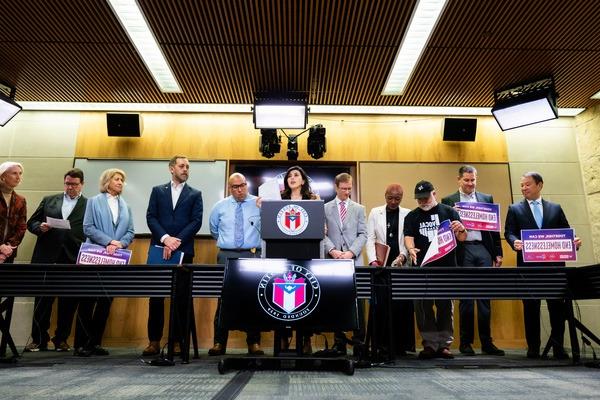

{"left": 207, "top": 172, "right": 263, "bottom": 356}
{"left": 24, "top": 168, "right": 87, "bottom": 352}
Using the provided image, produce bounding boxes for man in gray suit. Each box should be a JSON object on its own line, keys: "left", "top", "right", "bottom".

{"left": 323, "top": 172, "right": 367, "bottom": 354}
{"left": 442, "top": 165, "right": 504, "bottom": 356}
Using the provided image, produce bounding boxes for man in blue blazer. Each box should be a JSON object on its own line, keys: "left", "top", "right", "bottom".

{"left": 143, "top": 155, "right": 203, "bottom": 356}
{"left": 505, "top": 171, "right": 581, "bottom": 359}
{"left": 442, "top": 165, "right": 504, "bottom": 356}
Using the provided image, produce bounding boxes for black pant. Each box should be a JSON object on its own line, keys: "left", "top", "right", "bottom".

{"left": 335, "top": 298, "right": 366, "bottom": 346}
{"left": 370, "top": 270, "right": 415, "bottom": 355}
{"left": 30, "top": 296, "right": 78, "bottom": 345}
{"left": 147, "top": 254, "right": 194, "bottom": 344}
{"left": 213, "top": 249, "right": 261, "bottom": 348}
{"left": 459, "top": 243, "right": 493, "bottom": 346}
{"left": 522, "top": 298, "right": 566, "bottom": 352}
{"left": 74, "top": 297, "right": 113, "bottom": 349}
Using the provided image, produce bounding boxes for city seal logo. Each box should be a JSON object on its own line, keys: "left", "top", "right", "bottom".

{"left": 257, "top": 264, "right": 321, "bottom": 321}
{"left": 276, "top": 204, "right": 309, "bottom": 236}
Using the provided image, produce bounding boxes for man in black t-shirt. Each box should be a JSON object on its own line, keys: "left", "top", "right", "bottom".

{"left": 404, "top": 180, "right": 467, "bottom": 359}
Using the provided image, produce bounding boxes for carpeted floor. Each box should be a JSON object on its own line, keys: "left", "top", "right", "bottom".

{"left": 1, "top": 349, "right": 599, "bottom": 399}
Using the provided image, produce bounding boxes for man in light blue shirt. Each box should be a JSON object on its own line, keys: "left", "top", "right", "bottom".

{"left": 208, "top": 172, "right": 263, "bottom": 355}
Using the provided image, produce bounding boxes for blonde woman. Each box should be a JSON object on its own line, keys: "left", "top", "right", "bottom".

{"left": 74, "top": 168, "right": 134, "bottom": 356}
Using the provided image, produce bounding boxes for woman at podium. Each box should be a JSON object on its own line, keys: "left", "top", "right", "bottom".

{"left": 279, "top": 165, "right": 320, "bottom": 354}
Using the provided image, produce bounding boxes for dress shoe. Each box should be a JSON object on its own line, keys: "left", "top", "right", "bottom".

{"left": 73, "top": 347, "right": 92, "bottom": 357}
{"left": 418, "top": 346, "right": 437, "bottom": 360}
{"left": 459, "top": 343, "right": 476, "bottom": 356}
{"left": 172, "top": 342, "right": 182, "bottom": 356}
{"left": 437, "top": 347, "right": 454, "bottom": 359}
{"left": 332, "top": 341, "right": 347, "bottom": 355}
{"left": 51, "top": 337, "right": 71, "bottom": 352}
{"left": 24, "top": 342, "right": 47, "bottom": 352}
{"left": 208, "top": 343, "right": 225, "bottom": 356}
{"left": 91, "top": 345, "right": 109, "bottom": 356}
{"left": 302, "top": 338, "right": 313, "bottom": 355}
{"left": 526, "top": 349, "right": 540, "bottom": 359}
{"left": 553, "top": 348, "right": 570, "bottom": 360}
{"left": 482, "top": 343, "right": 505, "bottom": 356}
{"left": 247, "top": 343, "right": 264, "bottom": 355}
{"left": 142, "top": 341, "right": 161, "bottom": 356}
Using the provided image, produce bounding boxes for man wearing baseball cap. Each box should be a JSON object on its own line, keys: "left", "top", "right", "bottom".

{"left": 403, "top": 180, "right": 467, "bottom": 359}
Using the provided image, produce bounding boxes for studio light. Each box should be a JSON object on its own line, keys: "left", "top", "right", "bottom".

{"left": 287, "top": 136, "right": 299, "bottom": 161}
{"left": 259, "top": 129, "right": 281, "bottom": 158}
{"left": 253, "top": 96, "right": 308, "bottom": 129}
{"left": 0, "top": 83, "right": 22, "bottom": 127}
{"left": 491, "top": 77, "right": 558, "bottom": 131}
{"left": 307, "top": 124, "right": 326, "bottom": 159}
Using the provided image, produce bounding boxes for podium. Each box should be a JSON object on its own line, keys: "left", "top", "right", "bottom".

{"left": 260, "top": 200, "right": 324, "bottom": 259}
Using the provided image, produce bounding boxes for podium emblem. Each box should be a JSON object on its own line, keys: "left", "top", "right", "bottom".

{"left": 257, "top": 264, "right": 321, "bottom": 321}
{"left": 276, "top": 204, "right": 310, "bottom": 236}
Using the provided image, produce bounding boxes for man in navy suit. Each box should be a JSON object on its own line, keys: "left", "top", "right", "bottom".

{"left": 143, "top": 155, "right": 203, "bottom": 356}
{"left": 505, "top": 171, "right": 581, "bottom": 359}
{"left": 442, "top": 165, "right": 504, "bottom": 356}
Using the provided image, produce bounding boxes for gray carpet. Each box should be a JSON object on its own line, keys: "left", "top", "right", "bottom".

{"left": 1, "top": 349, "right": 599, "bottom": 400}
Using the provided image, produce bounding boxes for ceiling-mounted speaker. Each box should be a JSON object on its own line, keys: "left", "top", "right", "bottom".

{"left": 106, "top": 113, "right": 142, "bottom": 137}
{"left": 442, "top": 118, "right": 477, "bottom": 141}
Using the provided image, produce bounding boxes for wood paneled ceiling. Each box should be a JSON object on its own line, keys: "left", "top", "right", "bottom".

{"left": 2, "top": 0, "right": 600, "bottom": 109}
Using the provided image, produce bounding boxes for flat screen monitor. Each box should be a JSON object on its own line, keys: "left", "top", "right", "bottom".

{"left": 219, "top": 258, "right": 358, "bottom": 332}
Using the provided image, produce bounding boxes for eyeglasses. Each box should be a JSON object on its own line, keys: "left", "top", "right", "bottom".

{"left": 64, "top": 182, "right": 81, "bottom": 187}
{"left": 230, "top": 183, "right": 247, "bottom": 190}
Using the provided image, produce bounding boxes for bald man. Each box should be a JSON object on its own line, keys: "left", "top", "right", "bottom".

{"left": 366, "top": 184, "right": 415, "bottom": 358}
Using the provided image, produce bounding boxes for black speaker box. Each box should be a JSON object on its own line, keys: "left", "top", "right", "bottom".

{"left": 442, "top": 118, "right": 477, "bottom": 141}
{"left": 106, "top": 113, "right": 141, "bottom": 137}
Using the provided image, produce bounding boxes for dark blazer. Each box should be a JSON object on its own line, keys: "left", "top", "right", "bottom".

{"left": 27, "top": 193, "right": 87, "bottom": 264}
{"left": 504, "top": 198, "right": 570, "bottom": 267}
{"left": 146, "top": 182, "right": 203, "bottom": 257}
{"left": 441, "top": 191, "right": 503, "bottom": 264}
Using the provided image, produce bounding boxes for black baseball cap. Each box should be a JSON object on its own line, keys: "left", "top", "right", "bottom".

{"left": 414, "top": 180, "right": 434, "bottom": 199}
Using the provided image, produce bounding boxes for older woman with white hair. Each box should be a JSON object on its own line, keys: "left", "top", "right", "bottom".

{"left": 73, "top": 168, "right": 134, "bottom": 357}
{"left": 0, "top": 161, "right": 26, "bottom": 264}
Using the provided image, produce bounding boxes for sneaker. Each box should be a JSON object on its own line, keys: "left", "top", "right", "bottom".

{"left": 51, "top": 337, "right": 71, "bottom": 352}
{"left": 459, "top": 343, "right": 476, "bottom": 356}
{"left": 418, "top": 346, "right": 437, "bottom": 360}
{"left": 24, "top": 342, "right": 46, "bottom": 352}
{"left": 437, "top": 347, "right": 454, "bottom": 359}
{"left": 482, "top": 343, "right": 505, "bottom": 356}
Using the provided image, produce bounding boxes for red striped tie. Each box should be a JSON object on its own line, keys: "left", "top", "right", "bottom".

{"left": 339, "top": 201, "right": 347, "bottom": 224}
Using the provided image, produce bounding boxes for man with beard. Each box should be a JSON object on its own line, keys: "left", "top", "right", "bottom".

{"left": 403, "top": 180, "right": 467, "bottom": 359}
{"left": 143, "top": 155, "right": 203, "bottom": 356}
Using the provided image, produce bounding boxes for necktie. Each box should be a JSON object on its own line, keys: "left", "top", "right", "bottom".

{"left": 532, "top": 200, "right": 543, "bottom": 228}
{"left": 234, "top": 202, "right": 244, "bottom": 248}
{"left": 339, "top": 201, "right": 347, "bottom": 224}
